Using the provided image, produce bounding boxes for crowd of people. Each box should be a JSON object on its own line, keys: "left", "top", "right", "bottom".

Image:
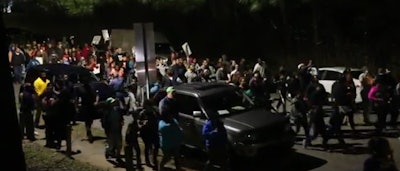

{"left": 9, "top": 37, "right": 399, "bottom": 171}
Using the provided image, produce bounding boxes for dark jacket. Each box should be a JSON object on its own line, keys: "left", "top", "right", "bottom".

{"left": 332, "top": 79, "right": 356, "bottom": 106}
{"left": 20, "top": 85, "right": 36, "bottom": 110}
{"left": 139, "top": 108, "right": 159, "bottom": 135}
{"left": 308, "top": 83, "right": 328, "bottom": 106}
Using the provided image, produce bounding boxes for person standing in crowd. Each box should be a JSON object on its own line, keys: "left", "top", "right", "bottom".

{"left": 162, "top": 70, "right": 178, "bottom": 87}
{"left": 159, "top": 87, "right": 179, "bottom": 120}
{"left": 51, "top": 88, "right": 76, "bottom": 149}
{"left": 202, "top": 117, "right": 229, "bottom": 171}
{"left": 41, "top": 83, "right": 58, "bottom": 148}
{"left": 341, "top": 71, "right": 357, "bottom": 135}
{"left": 291, "top": 92, "right": 311, "bottom": 148}
{"left": 328, "top": 76, "right": 353, "bottom": 148}
{"left": 381, "top": 69, "right": 399, "bottom": 129}
{"left": 307, "top": 77, "right": 329, "bottom": 149}
{"left": 359, "top": 66, "right": 374, "bottom": 124}
{"left": 274, "top": 66, "right": 289, "bottom": 113}
{"left": 158, "top": 113, "right": 184, "bottom": 171}
{"left": 253, "top": 58, "right": 266, "bottom": 78}
{"left": 249, "top": 72, "right": 265, "bottom": 106}
{"left": 33, "top": 71, "right": 50, "bottom": 128}
{"left": 139, "top": 100, "right": 160, "bottom": 169}
{"left": 109, "top": 68, "right": 125, "bottom": 109}
{"left": 9, "top": 46, "right": 26, "bottom": 84}
{"left": 102, "top": 97, "right": 124, "bottom": 163}
{"left": 364, "top": 137, "right": 398, "bottom": 171}
{"left": 125, "top": 109, "right": 143, "bottom": 169}
{"left": 297, "top": 61, "right": 313, "bottom": 96}
{"left": 368, "top": 81, "right": 389, "bottom": 135}
{"left": 19, "top": 82, "right": 36, "bottom": 141}
{"left": 171, "top": 57, "right": 187, "bottom": 84}
{"left": 78, "top": 83, "right": 98, "bottom": 143}
{"left": 215, "top": 64, "right": 229, "bottom": 82}
{"left": 185, "top": 65, "right": 199, "bottom": 83}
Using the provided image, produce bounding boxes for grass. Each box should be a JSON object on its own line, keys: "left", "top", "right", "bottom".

{"left": 23, "top": 143, "right": 108, "bottom": 171}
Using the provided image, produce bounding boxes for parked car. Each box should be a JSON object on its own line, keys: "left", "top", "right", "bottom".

{"left": 152, "top": 82, "right": 295, "bottom": 157}
{"left": 318, "top": 67, "right": 362, "bottom": 103}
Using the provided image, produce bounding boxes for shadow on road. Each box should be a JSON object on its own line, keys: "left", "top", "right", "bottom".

{"left": 284, "top": 152, "right": 328, "bottom": 171}
{"left": 179, "top": 147, "right": 327, "bottom": 171}
{"left": 241, "top": 150, "right": 327, "bottom": 171}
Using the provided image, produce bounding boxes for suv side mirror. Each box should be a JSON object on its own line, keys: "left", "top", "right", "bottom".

{"left": 193, "top": 111, "right": 202, "bottom": 117}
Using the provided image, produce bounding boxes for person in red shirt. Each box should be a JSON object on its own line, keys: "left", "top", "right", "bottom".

{"left": 81, "top": 43, "right": 91, "bottom": 60}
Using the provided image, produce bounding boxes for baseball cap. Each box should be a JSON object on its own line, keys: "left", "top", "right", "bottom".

{"left": 166, "top": 86, "right": 175, "bottom": 93}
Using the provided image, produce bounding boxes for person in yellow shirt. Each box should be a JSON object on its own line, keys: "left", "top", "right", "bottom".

{"left": 33, "top": 72, "right": 50, "bottom": 128}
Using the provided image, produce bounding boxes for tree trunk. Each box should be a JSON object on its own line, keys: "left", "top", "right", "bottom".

{"left": 0, "top": 13, "right": 27, "bottom": 170}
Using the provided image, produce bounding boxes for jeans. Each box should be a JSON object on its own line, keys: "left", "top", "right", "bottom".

{"left": 13, "top": 65, "right": 24, "bottom": 84}
{"left": 309, "top": 106, "right": 328, "bottom": 144}
{"left": 105, "top": 125, "right": 122, "bottom": 158}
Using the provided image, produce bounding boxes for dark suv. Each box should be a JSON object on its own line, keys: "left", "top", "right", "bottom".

{"left": 154, "top": 82, "right": 295, "bottom": 157}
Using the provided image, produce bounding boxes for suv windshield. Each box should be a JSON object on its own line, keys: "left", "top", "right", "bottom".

{"left": 201, "top": 89, "right": 253, "bottom": 116}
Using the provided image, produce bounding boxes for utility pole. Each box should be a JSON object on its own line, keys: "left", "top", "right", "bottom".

{"left": 142, "top": 23, "right": 150, "bottom": 100}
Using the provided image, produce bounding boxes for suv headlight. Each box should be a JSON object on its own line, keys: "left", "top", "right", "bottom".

{"left": 245, "top": 133, "right": 258, "bottom": 142}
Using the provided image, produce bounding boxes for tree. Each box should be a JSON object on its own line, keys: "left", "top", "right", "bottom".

{"left": 0, "top": 12, "right": 27, "bottom": 171}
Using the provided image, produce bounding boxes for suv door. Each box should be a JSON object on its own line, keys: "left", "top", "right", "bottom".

{"left": 175, "top": 93, "right": 206, "bottom": 149}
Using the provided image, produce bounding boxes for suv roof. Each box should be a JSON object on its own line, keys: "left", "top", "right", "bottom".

{"left": 319, "top": 67, "right": 362, "bottom": 72}
{"left": 174, "top": 82, "right": 236, "bottom": 98}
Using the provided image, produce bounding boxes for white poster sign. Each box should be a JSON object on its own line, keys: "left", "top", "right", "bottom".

{"left": 36, "top": 57, "right": 43, "bottom": 64}
{"left": 181, "top": 42, "right": 192, "bottom": 57}
{"left": 102, "top": 29, "right": 110, "bottom": 41}
{"left": 91, "top": 35, "right": 102, "bottom": 45}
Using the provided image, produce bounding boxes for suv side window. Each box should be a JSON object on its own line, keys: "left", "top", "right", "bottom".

{"left": 324, "top": 71, "right": 341, "bottom": 80}
{"left": 175, "top": 93, "right": 201, "bottom": 115}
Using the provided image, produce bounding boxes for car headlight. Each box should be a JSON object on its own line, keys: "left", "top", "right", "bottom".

{"left": 245, "top": 133, "right": 259, "bottom": 142}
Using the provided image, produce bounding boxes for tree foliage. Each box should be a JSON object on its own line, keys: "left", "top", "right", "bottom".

{"left": 11, "top": 0, "right": 280, "bottom": 15}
